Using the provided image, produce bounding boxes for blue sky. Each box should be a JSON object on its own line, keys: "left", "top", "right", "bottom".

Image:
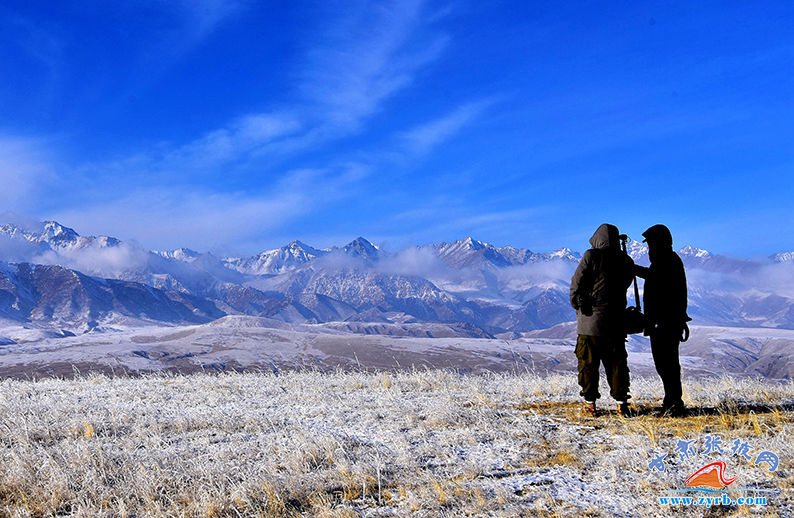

{"left": 1, "top": 1, "right": 792, "bottom": 257}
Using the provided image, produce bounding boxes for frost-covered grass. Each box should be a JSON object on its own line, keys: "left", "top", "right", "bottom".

{"left": 0, "top": 370, "right": 791, "bottom": 517}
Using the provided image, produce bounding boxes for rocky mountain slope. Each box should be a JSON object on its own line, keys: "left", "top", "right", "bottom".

{"left": 0, "top": 219, "right": 792, "bottom": 337}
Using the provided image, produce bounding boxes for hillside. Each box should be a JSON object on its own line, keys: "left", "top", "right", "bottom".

{"left": 0, "top": 370, "right": 790, "bottom": 516}
{"left": 2, "top": 316, "right": 793, "bottom": 380}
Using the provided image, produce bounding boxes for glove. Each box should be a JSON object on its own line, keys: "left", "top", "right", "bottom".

{"left": 573, "top": 294, "right": 593, "bottom": 316}
{"left": 681, "top": 322, "right": 690, "bottom": 342}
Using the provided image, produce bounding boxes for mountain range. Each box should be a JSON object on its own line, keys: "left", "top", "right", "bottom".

{"left": 1, "top": 219, "right": 793, "bottom": 338}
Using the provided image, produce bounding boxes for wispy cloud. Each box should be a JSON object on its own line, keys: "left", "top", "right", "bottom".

{"left": 0, "top": 15, "right": 64, "bottom": 91}
{"left": 391, "top": 205, "right": 544, "bottom": 230}
{"left": 33, "top": 241, "right": 150, "bottom": 279}
{"left": 298, "top": 0, "right": 449, "bottom": 130}
{"left": 451, "top": 208, "right": 546, "bottom": 228}
{"left": 0, "top": 137, "right": 58, "bottom": 213}
{"left": 5, "top": 1, "right": 471, "bottom": 254}
{"left": 377, "top": 204, "right": 555, "bottom": 250}
{"left": 401, "top": 99, "right": 494, "bottom": 154}
{"left": 55, "top": 191, "right": 291, "bottom": 252}
{"left": 180, "top": 0, "right": 241, "bottom": 41}
{"left": 162, "top": 112, "right": 303, "bottom": 170}
{"left": 202, "top": 0, "right": 452, "bottom": 163}
{"left": 52, "top": 163, "right": 370, "bottom": 252}
{"left": 85, "top": 1, "right": 450, "bottom": 180}
{"left": 137, "top": 0, "right": 242, "bottom": 73}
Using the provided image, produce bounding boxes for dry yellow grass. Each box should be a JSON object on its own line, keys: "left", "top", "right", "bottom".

{"left": 0, "top": 370, "right": 790, "bottom": 516}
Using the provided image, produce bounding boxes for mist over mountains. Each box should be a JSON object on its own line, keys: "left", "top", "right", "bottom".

{"left": 0, "top": 219, "right": 793, "bottom": 337}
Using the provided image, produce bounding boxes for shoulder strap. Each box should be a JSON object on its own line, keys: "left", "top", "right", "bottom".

{"left": 620, "top": 237, "right": 642, "bottom": 311}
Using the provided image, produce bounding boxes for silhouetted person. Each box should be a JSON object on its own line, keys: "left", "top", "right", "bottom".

{"left": 634, "top": 224, "right": 691, "bottom": 417}
{"left": 570, "top": 223, "right": 635, "bottom": 416}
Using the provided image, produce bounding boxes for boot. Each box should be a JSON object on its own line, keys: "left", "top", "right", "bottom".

{"left": 618, "top": 401, "right": 634, "bottom": 417}
{"left": 582, "top": 400, "right": 597, "bottom": 417}
{"left": 656, "top": 402, "right": 686, "bottom": 418}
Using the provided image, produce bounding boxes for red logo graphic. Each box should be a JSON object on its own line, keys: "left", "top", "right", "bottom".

{"left": 685, "top": 462, "right": 737, "bottom": 489}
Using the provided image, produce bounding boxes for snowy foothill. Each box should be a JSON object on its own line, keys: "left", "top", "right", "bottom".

{"left": 0, "top": 316, "right": 793, "bottom": 381}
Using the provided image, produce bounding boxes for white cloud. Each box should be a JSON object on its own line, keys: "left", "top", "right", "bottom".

{"left": 298, "top": 0, "right": 449, "bottom": 130}
{"left": 80, "top": 1, "right": 450, "bottom": 181}
{"left": 32, "top": 241, "right": 149, "bottom": 279}
{"left": 686, "top": 261, "right": 794, "bottom": 296}
{"left": 388, "top": 206, "right": 546, "bottom": 237}
{"left": 144, "top": 0, "right": 242, "bottom": 68}
{"left": 163, "top": 112, "right": 302, "bottom": 170}
{"left": 376, "top": 246, "right": 449, "bottom": 278}
{"left": 51, "top": 164, "right": 370, "bottom": 253}
{"left": 401, "top": 100, "right": 494, "bottom": 154}
{"left": 496, "top": 261, "right": 577, "bottom": 286}
{"left": 0, "top": 233, "right": 44, "bottom": 263}
{"left": 0, "top": 137, "right": 57, "bottom": 212}
{"left": 6, "top": 1, "right": 465, "bottom": 254}
{"left": 54, "top": 191, "right": 299, "bottom": 252}
{"left": 451, "top": 208, "right": 544, "bottom": 229}
{"left": 181, "top": 0, "right": 241, "bottom": 40}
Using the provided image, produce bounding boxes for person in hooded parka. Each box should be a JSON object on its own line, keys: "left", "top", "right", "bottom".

{"left": 634, "top": 224, "right": 691, "bottom": 417}
{"left": 570, "top": 223, "right": 635, "bottom": 416}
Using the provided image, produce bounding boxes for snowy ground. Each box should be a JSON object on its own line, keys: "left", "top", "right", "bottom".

{"left": 0, "top": 370, "right": 790, "bottom": 517}
{"left": 1, "top": 316, "right": 793, "bottom": 379}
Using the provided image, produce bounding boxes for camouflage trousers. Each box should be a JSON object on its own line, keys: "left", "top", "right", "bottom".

{"left": 575, "top": 334, "right": 630, "bottom": 402}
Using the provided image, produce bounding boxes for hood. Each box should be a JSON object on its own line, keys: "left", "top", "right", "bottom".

{"left": 589, "top": 223, "right": 619, "bottom": 250}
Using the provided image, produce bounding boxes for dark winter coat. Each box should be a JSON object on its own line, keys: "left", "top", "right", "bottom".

{"left": 635, "top": 247, "right": 689, "bottom": 333}
{"left": 569, "top": 224, "right": 635, "bottom": 337}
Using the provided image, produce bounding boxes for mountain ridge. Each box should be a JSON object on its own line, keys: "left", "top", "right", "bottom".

{"left": 1, "top": 219, "right": 793, "bottom": 337}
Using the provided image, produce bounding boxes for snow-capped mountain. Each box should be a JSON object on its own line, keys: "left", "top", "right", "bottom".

{"left": 624, "top": 241, "right": 713, "bottom": 263}
{"left": 429, "top": 237, "right": 536, "bottom": 269}
{"left": 342, "top": 237, "right": 382, "bottom": 262}
{"left": 679, "top": 245, "right": 711, "bottom": 259}
{"left": 772, "top": 252, "right": 794, "bottom": 263}
{"left": 1, "top": 221, "right": 120, "bottom": 251}
{"left": 38, "top": 221, "right": 81, "bottom": 248}
{"left": 537, "top": 247, "right": 581, "bottom": 262}
{"left": 223, "top": 240, "right": 327, "bottom": 275}
{"left": 429, "top": 238, "right": 580, "bottom": 268}
{"left": 1, "top": 217, "right": 793, "bottom": 337}
{"left": 625, "top": 239, "right": 647, "bottom": 261}
{"left": 153, "top": 248, "right": 201, "bottom": 263}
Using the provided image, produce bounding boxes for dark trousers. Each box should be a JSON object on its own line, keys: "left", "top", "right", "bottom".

{"left": 650, "top": 331, "right": 684, "bottom": 408}
{"left": 575, "top": 335, "right": 630, "bottom": 401}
